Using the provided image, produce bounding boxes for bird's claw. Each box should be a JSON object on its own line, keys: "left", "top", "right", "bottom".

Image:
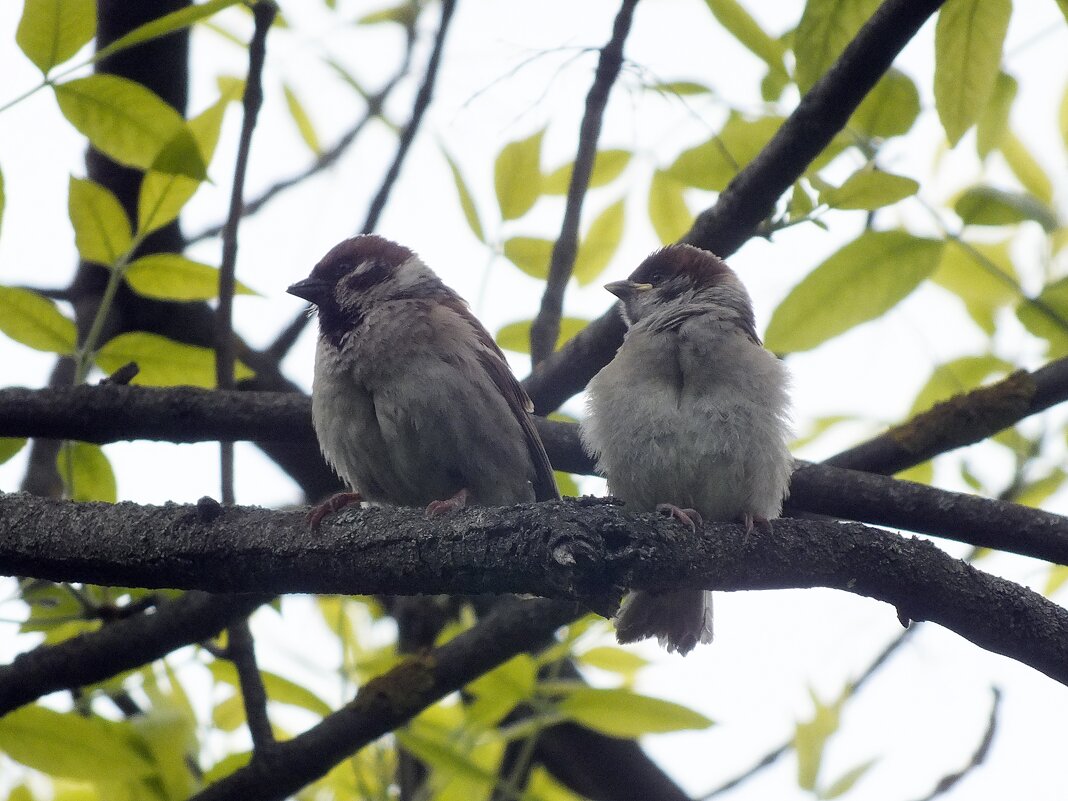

{"left": 657, "top": 504, "right": 703, "bottom": 532}
{"left": 307, "top": 491, "right": 363, "bottom": 529}
{"left": 426, "top": 488, "right": 471, "bottom": 518}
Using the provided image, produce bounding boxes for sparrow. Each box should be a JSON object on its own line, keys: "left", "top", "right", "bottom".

{"left": 581, "top": 244, "right": 792, "bottom": 655}
{"left": 287, "top": 234, "right": 559, "bottom": 526}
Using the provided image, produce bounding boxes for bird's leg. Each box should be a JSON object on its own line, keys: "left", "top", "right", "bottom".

{"left": 741, "top": 513, "right": 773, "bottom": 546}
{"left": 656, "top": 503, "right": 703, "bottom": 532}
{"left": 307, "top": 491, "right": 363, "bottom": 529}
{"left": 426, "top": 487, "right": 471, "bottom": 518}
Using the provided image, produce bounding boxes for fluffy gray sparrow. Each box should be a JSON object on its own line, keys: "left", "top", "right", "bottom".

{"left": 288, "top": 234, "right": 559, "bottom": 525}
{"left": 581, "top": 244, "right": 792, "bottom": 655}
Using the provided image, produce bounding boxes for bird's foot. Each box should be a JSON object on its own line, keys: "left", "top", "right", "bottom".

{"left": 657, "top": 504, "right": 703, "bottom": 532}
{"left": 308, "top": 491, "right": 363, "bottom": 529}
{"left": 741, "top": 513, "right": 772, "bottom": 546}
{"left": 426, "top": 488, "right": 471, "bottom": 518}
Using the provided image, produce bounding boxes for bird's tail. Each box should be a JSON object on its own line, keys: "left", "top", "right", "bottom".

{"left": 614, "top": 590, "right": 713, "bottom": 655}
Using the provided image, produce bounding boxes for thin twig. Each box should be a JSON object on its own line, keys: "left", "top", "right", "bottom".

{"left": 216, "top": 0, "right": 276, "bottom": 505}
{"left": 911, "top": 687, "right": 1001, "bottom": 801}
{"left": 528, "top": 0, "right": 640, "bottom": 365}
{"left": 227, "top": 617, "right": 275, "bottom": 754}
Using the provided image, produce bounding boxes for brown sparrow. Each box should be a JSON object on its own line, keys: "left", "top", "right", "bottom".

{"left": 288, "top": 235, "right": 559, "bottom": 525}
{"left": 581, "top": 245, "right": 792, "bottom": 655}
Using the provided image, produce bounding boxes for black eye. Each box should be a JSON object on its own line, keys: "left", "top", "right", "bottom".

{"left": 648, "top": 271, "right": 665, "bottom": 283}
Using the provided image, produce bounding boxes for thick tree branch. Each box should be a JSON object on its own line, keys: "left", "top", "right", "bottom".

{"left": 0, "top": 591, "right": 267, "bottom": 716}
{"left": 4, "top": 386, "right": 1068, "bottom": 563}
{"left": 529, "top": 0, "right": 639, "bottom": 365}
{"left": 1, "top": 493, "right": 1066, "bottom": 685}
{"left": 521, "top": 0, "right": 948, "bottom": 414}
{"left": 190, "top": 597, "right": 580, "bottom": 801}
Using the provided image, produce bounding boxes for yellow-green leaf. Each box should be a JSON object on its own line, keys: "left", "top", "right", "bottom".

{"left": 1016, "top": 469, "right": 1066, "bottom": 509}
{"left": 976, "top": 72, "right": 1017, "bottom": 158}
{"left": 579, "top": 646, "right": 649, "bottom": 677}
{"left": 765, "top": 231, "right": 943, "bottom": 353}
{"left": 0, "top": 705, "right": 151, "bottom": 780}
{"left": 137, "top": 171, "right": 200, "bottom": 235}
{"left": 1017, "top": 280, "right": 1068, "bottom": 359}
{"left": 497, "top": 318, "right": 589, "bottom": 354}
{"left": 1000, "top": 131, "right": 1054, "bottom": 205}
{"left": 934, "top": 0, "right": 1011, "bottom": 146}
{"left": 954, "top": 187, "right": 1057, "bottom": 231}
{"left": 54, "top": 75, "right": 208, "bottom": 180}
{"left": 849, "top": 68, "right": 920, "bottom": 139}
{"left": 494, "top": 128, "right": 544, "bottom": 220}
{"left": 820, "top": 169, "right": 918, "bottom": 210}
{"left": 210, "top": 661, "right": 332, "bottom": 717}
{"left": 0, "top": 438, "right": 27, "bottom": 465}
{"left": 788, "top": 181, "right": 815, "bottom": 222}
{"left": 125, "top": 254, "right": 257, "bottom": 300}
{"left": 357, "top": 3, "right": 419, "bottom": 26}
{"left": 822, "top": 758, "right": 877, "bottom": 799}
{"left": 467, "top": 653, "right": 537, "bottom": 725}
{"left": 212, "top": 693, "right": 245, "bottom": 732}
{"left": 909, "top": 355, "right": 1012, "bottom": 416}
{"left": 58, "top": 441, "right": 117, "bottom": 502}
{"left": 95, "top": 0, "right": 242, "bottom": 62}
{"left": 95, "top": 332, "right": 254, "bottom": 387}
{"left": 648, "top": 169, "right": 692, "bottom": 245}
{"left": 16, "top": 0, "right": 96, "bottom": 74}
{"left": 794, "top": 0, "right": 881, "bottom": 92}
{"left": 283, "top": 83, "right": 321, "bottom": 155}
{"left": 444, "top": 149, "right": 484, "bottom": 242}
{"left": 68, "top": 176, "right": 132, "bottom": 265}
{"left": 703, "top": 0, "right": 787, "bottom": 76}
{"left": 555, "top": 471, "right": 579, "bottom": 498}
{"left": 0, "top": 286, "right": 77, "bottom": 354}
{"left": 650, "top": 80, "right": 714, "bottom": 97}
{"left": 543, "top": 150, "right": 632, "bottom": 195}
{"left": 666, "top": 114, "right": 783, "bottom": 191}
{"left": 503, "top": 236, "right": 553, "bottom": 279}
{"left": 395, "top": 730, "right": 496, "bottom": 786}
{"left": 558, "top": 688, "right": 712, "bottom": 738}
{"left": 932, "top": 238, "right": 1018, "bottom": 334}
{"left": 794, "top": 688, "right": 846, "bottom": 790}
{"left": 1046, "top": 565, "right": 1068, "bottom": 597}
{"left": 574, "top": 199, "right": 625, "bottom": 285}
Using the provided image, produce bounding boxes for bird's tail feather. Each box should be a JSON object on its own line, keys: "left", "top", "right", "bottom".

{"left": 614, "top": 590, "right": 713, "bottom": 655}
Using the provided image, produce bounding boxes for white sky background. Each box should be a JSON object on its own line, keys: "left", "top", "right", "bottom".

{"left": 1, "top": 1, "right": 1068, "bottom": 799}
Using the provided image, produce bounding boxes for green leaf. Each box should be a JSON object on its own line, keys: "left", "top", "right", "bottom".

{"left": 68, "top": 176, "right": 132, "bottom": 265}
{"left": 909, "top": 355, "right": 1012, "bottom": 416}
{"left": 703, "top": 0, "right": 787, "bottom": 76}
{"left": 819, "top": 169, "right": 918, "bottom": 210}
{"left": 794, "top": 688, "right": 846, "bottom": 791}
{"left": 849, "top": 68, "right": 920, "bottom": 139}
{"left": 125, "top": 254, "right": 256, "bottom": 300}
{"left": 555, "top": 471, "right": 579, "bottom": 497}
{"left": 794, "top": 0, "right": 881, "bottom": 92}
{"left": 932, "top": 238, "right": 1018, "bottom": 334}
{"left": 210, "top": 661, "right": 333, "bottom": 717}
{"left": 822, "top": 758, "right": 877, "bottom": 799}
{"left": 1017, "top": 279, "right": 1068, "bottom": 359}
{"left": 212, "top": 692, "right": 245, "bottom": 731}
{"left": 16, "top": 0, "right": 96, "bottom": 74}
{"left": 788, "top": 181, "right": 816, "bottom": 222}
{"left": 58, "top": 441, "right": 117, "bottom": 502}
{"left": 395, "top": 730, "right": 496, "bottom": 786}
{"left": 665, "top": 114, "right": 783, "bottom": 191}
{"left": 897, "top": 460, "right": 933, "bottom": 485}
{"left": 0, "top": 438, "right": 27, "bottom": 465}
{"left": 579, "top": 646, "right": 649, "bottom": 678}
{"left": 95, "top": 0, "right": 242, "bottom": 62}
{"left": 1016, "top": 469, "right": 1067, "bottom": 509}
{"left": 0, "top": 705, "right": 152, "bottom": 780}
{"left": 648, "top": 170, "right": 692, "bottom": 245}
{"left": 467, "top": 653, "right": 537, "bottom": 725}
{"left": 494, "top": 128, "right": 544, "bottom": 220}
{"left": 574, "top": 199, "right": 625, "bottom": 285}
{"left": 503, "top": 236, "right": 554, "bottom": 279}
{"left": 95, "top": 332, "right": 254, "bottom": 387}
{"left": 357, "top": 3, "right": 420, "bottom": 26}
{"left": 558, "top": 688, "right": 712, "bottom": 738}
{"left": 650, "top": 80, "right": 714, "bottom": 97}
{"left": 543, "top": 150, "right": 632, "bottom": 195}
{"left": 934, "top": 0, "right": 1011, "bottom": 146}
{"left": 443, "top": 150, "right": 484, "bottom": 242}
{"left": 765, "top": 231, "right": 943, "bottom": 353}
{"left": 54, "top": 75, "right": 208, "bottom": 180}
{"left": 497, "top": 318, "right": 589, "bottom": 354}
{"left": 137, "top": 172, "right": 200, "bottom": 235}
{"left": 0, "top": 286, "right": 77, "bottom": 354}
{"left": 954, "top": 187, "right": 1057, "bottom": 231}
{"left": 976, "top": 72, "right": 1017, "bottom": 158}
{"left": 1000, "top": 131, "right": 1054, "bottom": 205}
{"left": 283, "top": 83, "right": 322, "bottom": 155}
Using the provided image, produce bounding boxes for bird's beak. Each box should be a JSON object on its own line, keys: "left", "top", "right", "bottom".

{"left": 604, "top": 280, "right": 652, "bottom": 300}
{"left": 287, "top": 277, "right": 331, "bottom": 305}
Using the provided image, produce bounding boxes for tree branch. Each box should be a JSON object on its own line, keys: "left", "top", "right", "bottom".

{"left": 528, "top": 0, "right": 639, "bottom": 365}
{"left": 1, "top": 493, "right": 1066, "bottom": 685}
{"left": 226, "top": 616, "right": 275, "bottom": 753}
{"left": 0, "top": 591, "right": 267, "bottom": 716}
{"left": 521, "top": 0, "right": 948, "bottom": 414}
{"left": 190, "top": 597, "right": 580, "bottom": 801}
